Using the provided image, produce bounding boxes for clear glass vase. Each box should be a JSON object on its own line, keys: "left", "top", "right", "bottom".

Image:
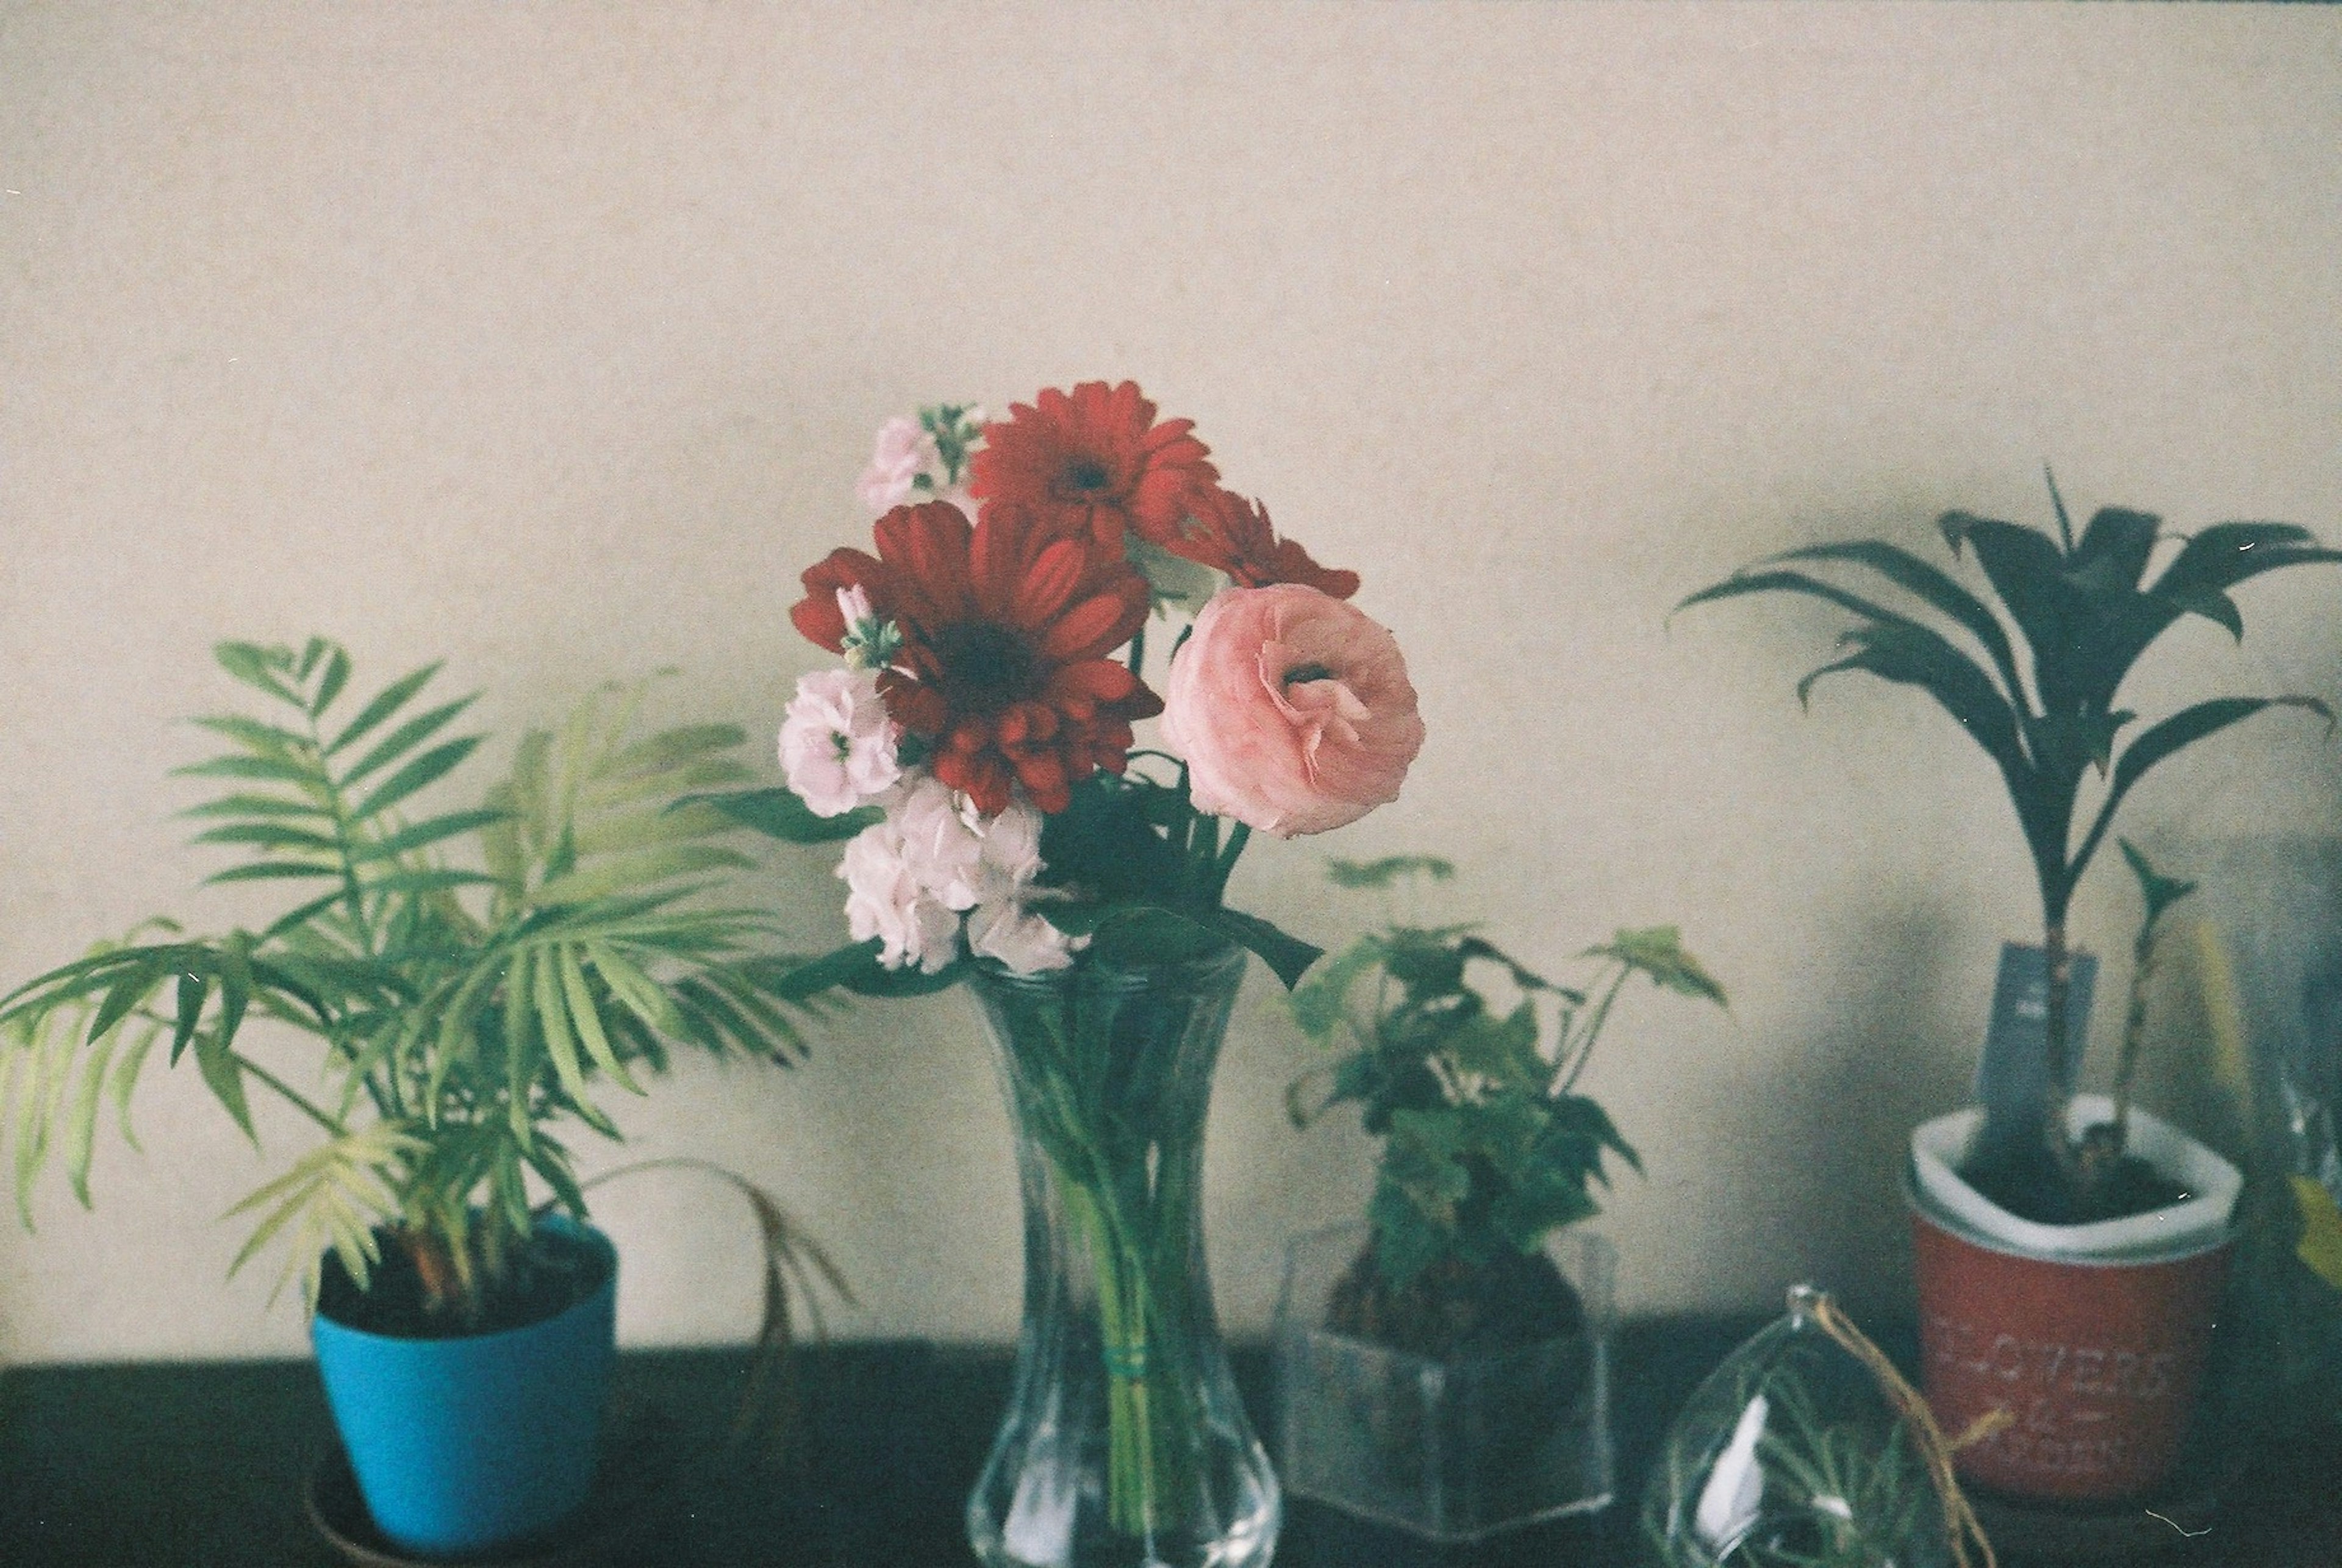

{"left": 965, "top": 942, "right": 1280, "bottom": 1568}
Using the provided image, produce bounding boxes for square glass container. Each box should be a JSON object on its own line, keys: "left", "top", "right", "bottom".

{"left": 1272, "top": 1223, "right": 1616, "bottom": 1542}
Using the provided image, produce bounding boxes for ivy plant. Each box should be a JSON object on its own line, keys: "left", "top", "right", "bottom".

{"left": 0, "top": 638, "right": 828, "bottom": 1324}
{"left": 1287, "top": 857, "right": 1727, "bottom": 1294}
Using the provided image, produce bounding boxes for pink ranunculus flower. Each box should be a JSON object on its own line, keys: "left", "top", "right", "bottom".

{"left": 856, "top": 416, "right": 939, "bottom": 514}
{"left": 1161, "top": 584, "right": 1424, "bottom": 837}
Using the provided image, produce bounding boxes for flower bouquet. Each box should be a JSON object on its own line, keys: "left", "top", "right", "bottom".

{"left": 723, "top": 384, "right": 1427, "bottom": 1568}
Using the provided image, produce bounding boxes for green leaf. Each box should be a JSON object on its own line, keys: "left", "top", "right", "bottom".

{"left": 60, "top": 1031, "right": 120, "bottom": 1208}
{"left": 1325, "top": 856, "right": 1455, "bottom": 890}
{"left": 1765, "top": 540, "right": 2024, "bottom": 706}
{"left": 2074, "top": 696, "right": 2335, "bottom": 885}
{"left": 1796, "top": 620, "right": 2027, "bottom": 782}
{"left": 350, "top": 808, "right": 509, "bottom": 862}
{"left": 180, "top": 792, "right": 330, "bottom": 822}
{"left": 2152, "top": 522, "right": 2342, "bottom": 604}
{"left": 192, "top": 715, "right": 317, "bottom": 758}
{"left": 603, "top": 724, "right": 747, "bottom": 780}
{"left": 1288, "top": 937, "right": 1386, "bottom": 1040}
{"left": 686, "top": 787, "right": 879, "bottom": 844}
{"left": 762, "top": 939, "right": 961, "bottom": 1001}
{"left": 202, "top": 861, "right": 342, "bottom": 885}
{"left": 192, "top": 1028, "right": 255, "bottom": 1141}
{"left": 326, "top": 661, "right": 442, "bottom": 757}
{"left": 1589, "top": 926, "right": 1730, "bottom": 1007}
{"left": 342, "top": 696, "right": 478, "bottom": 790}
{"left": 1188, "top": 906, "right": 1322, "bottom": 990}
{"left": 87, "top": 954, "right": 174, "bottom": 1045}
{"left": 2118, "top": 838, "right": 2197, "bottom": 928}
{"left": 310, "top": 645, "right": 353, "bottom": 718}
{"left": 171, "top": 970, "right": 208, "bottom": 1062}
{"left": 527, "top": 946, "right": 590, "bottom": 1104}
{"left": 213, "top": 642, "right": 301, "bottom": 706}
{"left": 171, "top": 754, "right": 323, "bottom": 787}
{"left": 561, "top": 945, "right": 641, "bottom": 1094}
{"left": 351, "top": 736, "right": 482, "bottom": 823}
{"left": 188, "top": 823, "right": 343, "bottom": 855}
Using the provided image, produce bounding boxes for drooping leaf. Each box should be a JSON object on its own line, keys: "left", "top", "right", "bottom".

{"left": 686, "top": 787, "right": 883, "bottom": 844}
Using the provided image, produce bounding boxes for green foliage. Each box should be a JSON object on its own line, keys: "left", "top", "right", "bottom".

{"left": 1289, "top": 863, "right": 1727, "bottom": 1291}
{"left": 1678, "top": 481, "right": 2337, "bottom": 933}
{"left": 0, "top": 638, "right": 823, "bottom": 1319}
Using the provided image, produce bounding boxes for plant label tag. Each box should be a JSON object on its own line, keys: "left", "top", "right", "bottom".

{"left": 1972, "top": 942, "right": 2098, "bottom": 1122}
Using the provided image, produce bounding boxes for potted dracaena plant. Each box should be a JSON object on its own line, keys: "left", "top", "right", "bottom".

{"left": 1679, "top": 476, "right": 2340, "bottom": 1504}
{"left": 0, "top": 638, "right": 836, "bottom": 1559}
{"left": 1273, "top": 856, "right": 1727, "bottom": 1542}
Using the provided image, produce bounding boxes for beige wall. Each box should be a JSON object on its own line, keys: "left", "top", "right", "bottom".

{"left": 3, "top": 3, "right": 2338, "bottom": 1362}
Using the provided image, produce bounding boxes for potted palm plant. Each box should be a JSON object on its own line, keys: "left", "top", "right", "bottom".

{"left": 0, "top": 638, "right": 829, "bottom": 1559}
{"left": 1680, "top": 478, "right": 2339, "bottom": 1502}
{"left": 1273, "top": 857, "right": 1727, "bottom": 1541}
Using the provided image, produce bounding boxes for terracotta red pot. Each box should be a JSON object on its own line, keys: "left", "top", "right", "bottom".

{"left": 1910, "top": 1199, "right": 2230, "bottom": 1503}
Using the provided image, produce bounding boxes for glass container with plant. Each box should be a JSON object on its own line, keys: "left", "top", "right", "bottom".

{"left": 1273, "top": 856, "right": 1724, "bottom": 1539}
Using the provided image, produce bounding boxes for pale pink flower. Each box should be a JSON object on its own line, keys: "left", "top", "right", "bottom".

{"left": 1160, "top": 584, "right": 1424, "bottom": 837}
{"left": 839, "top": 820, "right": 960, "bottom": 973}
{"left": 779, "top": 668, "right": 901, "bottom": 817}
{"left": 856, "top": 417, "right": 938, "bottom": 514}
{"left": 892, "top": 772, "right": 992, "bottom": 910}
{"left": 967, "top": 898, "right": 1084, "bottom": 974}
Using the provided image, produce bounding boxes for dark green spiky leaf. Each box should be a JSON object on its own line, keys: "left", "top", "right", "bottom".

{"left": 2067, "top": 507, "right": 2161, "bottom": 596}
{"left": 1766, "top": 540, "right": 2022, "bottom": 702}
{"left": 2151, "top": 523, "right": 2341, "bottom": 603}
{"left": 1796, "top": 620, "right": 2027, "bottom": 782}
{"left": 2118, "top": 839, "right": 2197, "bottom": 928}
{"left": 2074, "top": 696, "right": 2335, "bottom": 881}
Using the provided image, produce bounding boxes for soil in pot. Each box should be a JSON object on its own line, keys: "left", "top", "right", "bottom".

{"left": 1958, "top": 1133, "right": 2193, "bottom": 1229}
{"left": 317, "top": 1223, "right": 613, "bottom": 1340}
{"left": 1326, "top": 1245, "right": 1583, "bottom": 1359}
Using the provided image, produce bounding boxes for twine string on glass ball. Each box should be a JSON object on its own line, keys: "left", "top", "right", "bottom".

{"left": 1787, "top": 1285, "right": 2007, "bottom": 1568}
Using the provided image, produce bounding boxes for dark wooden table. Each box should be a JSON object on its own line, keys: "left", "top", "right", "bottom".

{"left": 2, "top": 1323, "right": 2335, "bottom": 1566}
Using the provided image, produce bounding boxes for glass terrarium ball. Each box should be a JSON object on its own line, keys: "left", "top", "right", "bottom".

{"left": 1642, "top": 1289, "right": 1961, "bottom": 1568}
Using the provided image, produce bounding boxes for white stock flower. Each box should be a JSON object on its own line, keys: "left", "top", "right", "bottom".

{"left": 856, "top": 417, "right": 940, "bottom": 514}
{"left": 968, "top": 898, "right": 1084, "bottom": 975}
{"left": 839, "top": 820, "right": 960, "bottom": 974}
{"left": 779, "top": 668, "right": 901, "bottom": 818}
{"left": 892, "top": 773, "right": 994, "bottom": 909}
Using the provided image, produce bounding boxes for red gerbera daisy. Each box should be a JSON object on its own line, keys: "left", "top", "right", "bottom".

{"left": 788, "top": 499, "right": 1159, "bottom": 815}
{"left": 1165, "top": 490, "right": 1361, "bottom": 600}
{"left": 969, "top": 381, "right": 1221, "bottom": 550}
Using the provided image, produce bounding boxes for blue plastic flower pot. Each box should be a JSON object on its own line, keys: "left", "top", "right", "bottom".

{"left": 310, "top": 1220, "right": 618, "bottom": 1558}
